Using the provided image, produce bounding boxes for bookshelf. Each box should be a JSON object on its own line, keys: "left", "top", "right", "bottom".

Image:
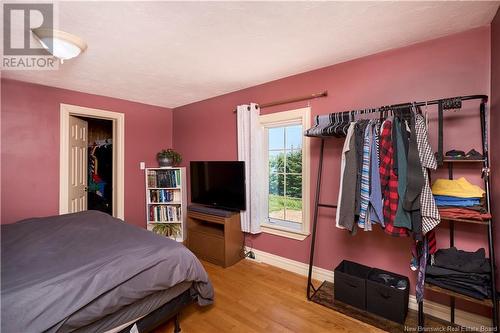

{"left": 145, "top": 167, "right": 187, "bottom": 242}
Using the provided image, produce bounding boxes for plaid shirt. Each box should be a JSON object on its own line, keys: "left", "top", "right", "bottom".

{"left": 379, "top": 120, "right": 409, "bottom": 237}
{"left": 415, "top": 113, "right": 440, "bottom": 234}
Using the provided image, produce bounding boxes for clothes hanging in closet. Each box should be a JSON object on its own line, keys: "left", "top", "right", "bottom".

{"left": 415, "top": 113, "right": 440, "bottom": 234}
{"left": 335, "top": 107, "right": 440, "bottom": 238}
{"left": 379, "top": 118, "right": 408, "bottom": 236}
{"left": 332, "top": 106, "right": 441, "bottom": 302}
{"left": 88, "top": 141, "right": 113, "bottom": 214}
{"left": 336, "top": 122, "right": 357, "bottom": 230}
{"left": 369, "top": 122, "right": 384, "bottom": 226}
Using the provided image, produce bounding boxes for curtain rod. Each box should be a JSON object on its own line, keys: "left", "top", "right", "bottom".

{"left": 233, "top": 90, "right": 328, "bottom": 113}
{"left": 260, "top": 90, "right": 328, "bottom": 109}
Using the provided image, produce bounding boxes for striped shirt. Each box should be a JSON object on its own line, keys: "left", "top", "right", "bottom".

{"left": 358, "top": 122, "right": 373, "bottom": 230}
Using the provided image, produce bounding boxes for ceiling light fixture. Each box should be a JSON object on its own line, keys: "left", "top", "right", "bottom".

{"left": 32, "top": 28, "right": 87, "bottom": 63}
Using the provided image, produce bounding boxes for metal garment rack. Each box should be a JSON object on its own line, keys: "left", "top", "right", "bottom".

{"left": 305, "top": 95, "right": 498, "bottom": 330}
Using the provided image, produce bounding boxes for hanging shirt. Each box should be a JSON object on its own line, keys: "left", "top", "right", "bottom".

{"left": 415, "top": 113, "right": 441, "bottom": 234}
{"left": 337, "top": 122, "right": 359, "bottom": 231}
{"left": 358, "top": 122, "right": 373, "bottom": 230}
{"left": 354, "top": 120, "right": 370, "bottom": 216}
{"left": 404, "top": 113, "right": 425, "bottom": 210}
{"left": 336, "top": 122, "right": 356, "bottom": 230}
{"left": 394, "top": 117, "right": 412, "bottom": 229}
{"left": 369, "top": 121, "right": 384, "bottom": 226}
{"left": 404, "top": 113, "right": 425, "bottom": 239}
{"left": 379, "top": 119, "right": 409, "bottom": 237}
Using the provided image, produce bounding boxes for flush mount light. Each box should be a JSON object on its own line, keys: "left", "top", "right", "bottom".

{"left": 32, "top": 28, "right": 87, "bottom": 63}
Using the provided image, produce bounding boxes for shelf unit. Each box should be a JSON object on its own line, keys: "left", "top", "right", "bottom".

{"left": 440, "top": 217, "right": 490, "bottom": 226}
{"left": 424, "top": 283, "right": 493, "bottom": 308}
{"left": 442, "top": 159, "right": 485, "bottom": 163}
{"left": 417, "top": 98, "right": 497, "bottom": 330}
{"left": 145, "top": 167, "right": 187, "bottom": 242}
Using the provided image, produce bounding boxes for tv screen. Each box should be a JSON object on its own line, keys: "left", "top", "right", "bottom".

{"left": 190, "top": 161, "right": 246, "bottom": 211}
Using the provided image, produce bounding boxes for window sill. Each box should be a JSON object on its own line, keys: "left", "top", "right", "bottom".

{"left": 261, "top": 223, "right": 310, "bottom": 241}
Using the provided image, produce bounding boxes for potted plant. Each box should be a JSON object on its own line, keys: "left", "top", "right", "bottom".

{"left": 156, "top": 148, "right": 182, "bottom": 167}
{"left": 152, "top": 223, "right": 181, "bottom": 238}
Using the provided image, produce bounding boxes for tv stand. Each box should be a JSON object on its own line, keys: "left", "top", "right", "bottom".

{"left": 186, "top": 206, "right": 244, "bottom": 268}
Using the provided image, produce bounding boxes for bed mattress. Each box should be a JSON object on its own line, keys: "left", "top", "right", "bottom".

{"left": 77, "top": 281, "right": 192, "bottom": 333}
{"left": 1, "top": 211, "right": 213, "bottom": 333}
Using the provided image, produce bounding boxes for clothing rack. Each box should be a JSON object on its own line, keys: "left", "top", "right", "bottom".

{"left": 305, "top": 94, "right": 498, "bottom": 330}
{"left": 305, "top": 95, "right": 487, "bottom": 138}
{"left": 90, "top": 139, "right": 112, "bottom": 147}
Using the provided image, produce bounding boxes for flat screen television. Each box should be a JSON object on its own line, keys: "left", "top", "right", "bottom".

{"left": 190, "top": 161, "right": 246, "bottom": 211}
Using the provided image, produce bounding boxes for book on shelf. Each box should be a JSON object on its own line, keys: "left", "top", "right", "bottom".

{"left": 148, "top": 189, "right": 179, "bottom": 203}
{"left": 147, "top": 170, "right": 157, "bottom": 188}
{"left": 147, "top": 169, "right": 181, "bottom": 188}
{"left": 149, "top": 205, "right": 182, "bottom": 222}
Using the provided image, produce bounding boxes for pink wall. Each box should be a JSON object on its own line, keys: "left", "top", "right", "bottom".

{"left": 1, "top": 79, "right": 173, "bottom": 228}
{"left": 173, "top": 27, "right": 492, "bottom": 308}
{"left": 1, "top": 24, "right": 494, "bottom": 315}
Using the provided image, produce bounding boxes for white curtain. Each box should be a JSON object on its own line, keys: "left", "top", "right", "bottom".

{"left": 237, "top": 103, "right": 265, "bottom": 234}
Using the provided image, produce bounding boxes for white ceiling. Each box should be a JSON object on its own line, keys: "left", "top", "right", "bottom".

{"left": 2, "top": 1, "right": 499, "bottom": 108}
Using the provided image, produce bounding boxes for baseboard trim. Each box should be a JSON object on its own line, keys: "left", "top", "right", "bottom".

{"left": 245, "top": 247, "right": 334, "bottom": 283}
{"left": 245, "top": 247, "right": 491, "bottom": 329}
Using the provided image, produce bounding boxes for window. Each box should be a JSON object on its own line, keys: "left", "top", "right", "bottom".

{"left": 260, "top": 107, "right": 310, "bottom": 240}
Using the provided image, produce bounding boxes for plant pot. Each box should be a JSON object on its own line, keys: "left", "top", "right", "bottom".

{"left": 157, "top": 156, "right": 173, "bottom": 167}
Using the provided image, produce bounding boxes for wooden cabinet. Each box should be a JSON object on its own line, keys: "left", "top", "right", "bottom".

{"left": 186, "top": 209, "right": 243, "bottom": 268}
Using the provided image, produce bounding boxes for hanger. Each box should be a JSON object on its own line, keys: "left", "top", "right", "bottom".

{"left": 337, "top": 112, "right": 347, "bottom": 137}
{"left": 332, "top": 112, "right": 342, "bottom": 138}
{"left": 341, "top": 112, "right": 350, "bottom": 136}
{"left": 326, "top": 112, "right": 337, "bottom": 138}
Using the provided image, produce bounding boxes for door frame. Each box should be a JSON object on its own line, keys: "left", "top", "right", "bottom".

{"left": 59, "top": 103, "right": 125, "bottom": 219}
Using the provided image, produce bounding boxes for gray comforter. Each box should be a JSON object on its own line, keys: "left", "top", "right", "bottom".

{"left": 1, "top": 211, "right": 214, "bottom": 333}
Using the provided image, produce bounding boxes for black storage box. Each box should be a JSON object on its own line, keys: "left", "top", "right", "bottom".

{"left": 366, "top": 268, "right": 410, "bottom": 324}
{"left": 334, "top": 260, "right": 372, "bottom": 310}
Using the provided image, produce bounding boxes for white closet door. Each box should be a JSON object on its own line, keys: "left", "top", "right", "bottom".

{"left": 69, "top": 115, "right": 88, "bottom": 213}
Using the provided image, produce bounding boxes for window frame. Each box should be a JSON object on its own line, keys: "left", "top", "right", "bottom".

{"left": 259, "top": 107, "right": 311, "bottom": 240}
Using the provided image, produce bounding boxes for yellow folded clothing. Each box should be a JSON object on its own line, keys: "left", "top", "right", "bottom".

{"left": 431, "top": 177, "right": 485, "bottom": 198}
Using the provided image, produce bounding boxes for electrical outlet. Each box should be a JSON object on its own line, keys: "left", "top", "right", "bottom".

{"left": 248, "top": 251, "right": 256, "bottom": 260}
{"left": 140, "top": 162, "right": 145, "bottom": 170}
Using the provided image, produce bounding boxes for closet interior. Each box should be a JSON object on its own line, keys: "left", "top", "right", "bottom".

{"left": 79, "top": 117, "right": 113, "bottom": 215}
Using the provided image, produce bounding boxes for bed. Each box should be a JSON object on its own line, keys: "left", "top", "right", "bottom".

{"left": 1, "top": 210, "right": 214, "bottom": 333}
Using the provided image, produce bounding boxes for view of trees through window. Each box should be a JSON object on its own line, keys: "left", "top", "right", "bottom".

{"left": 268, "top": 124, "right": 303, "bottom": 225}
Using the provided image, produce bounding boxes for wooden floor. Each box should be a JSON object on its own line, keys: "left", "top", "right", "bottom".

{"left": 154, "top": 259, "right": 385, "bottom": 333}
